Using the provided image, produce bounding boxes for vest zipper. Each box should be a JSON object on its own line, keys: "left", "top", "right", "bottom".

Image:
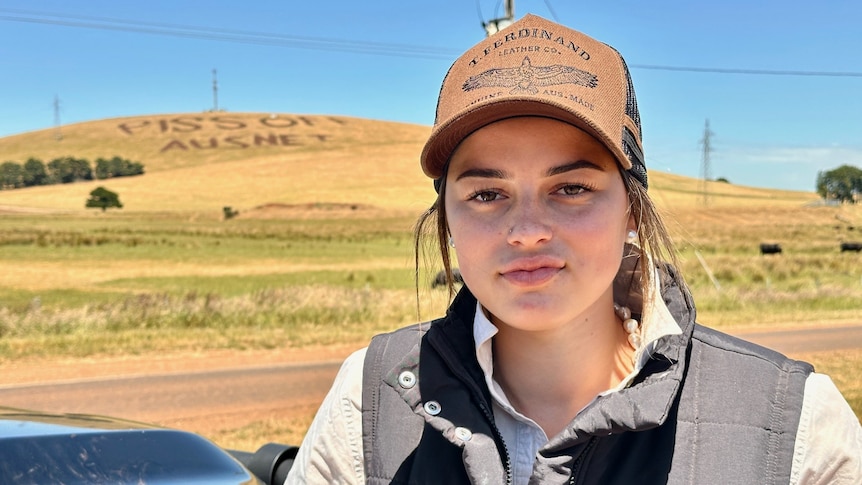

{"left": 478, "top": 401, "right": 513, "bottom": 485}
{"left": 427, "top": 307, "right": 514, "bottom": 484}
{"left": 568, "top": 436, "right": 598, "bottom": 484}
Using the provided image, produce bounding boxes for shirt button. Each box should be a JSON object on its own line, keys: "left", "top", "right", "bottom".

{"left": 454, "top": 427, "right": 472, "bottom": 442}
{"left": 423, "top": 400, "right": 441, "bottom": 416}
{"left": 398, "top": 370, "right": 416, "bottom": 389}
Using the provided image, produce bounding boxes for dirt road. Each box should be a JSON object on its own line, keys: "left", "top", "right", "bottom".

{"left": 1, "top": 325, "right": 859, "bottom": 445}
{"left": 732, "top": 324, "right": 862, "bottom": 354}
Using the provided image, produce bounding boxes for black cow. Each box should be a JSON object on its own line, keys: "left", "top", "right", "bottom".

{"left": 759, "top": 243, "right": 782, "bottom": 255}
{"left": 431, "top": 268, "right": 464, "bottom": 288}
{"left": 840, "top": 242, "right": 862, "bottom": 252}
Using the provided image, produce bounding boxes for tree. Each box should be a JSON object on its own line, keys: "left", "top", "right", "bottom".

{"left": 0, "top": 161, "right": 24, "bottom": 189}
{"left": 94, "top": 157, "right": 112, "bottom": 179}
{"left": 23, "top": 158, "right": 48, "bottom": 186}
{"left": 69, "top": 157, "right": 93, "bottom": 181}
{"left": 47, "top": 157, "right": 75, "bottom": 184}
{"left": 85, "top": 186, "right": 123, "bottom": 212}
{"left": 816, "top": 165, "right": 862, "bottom": 203}
{"left": 95, "top": 156, "right": 145, "bottom": 179}
{"left": 47, "top": 157, "right": 92, "bottom": 184}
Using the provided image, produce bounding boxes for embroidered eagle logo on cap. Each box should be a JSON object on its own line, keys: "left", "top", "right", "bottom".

{"left": 462, "top": 56, "right": 598, "bottom": 95}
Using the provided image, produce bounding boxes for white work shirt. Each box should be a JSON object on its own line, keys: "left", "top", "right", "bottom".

{"left": 286, "top": 297, "right": 862, "bottom": 484}
{"left": 474, "top": 294, "right": 684, "bottom": 484}
{"left": 472, "top": 300, "right": 862, "bottom": 485}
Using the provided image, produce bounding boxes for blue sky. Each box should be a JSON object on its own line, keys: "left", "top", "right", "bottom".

{"left": 1, "top": 0, "right": 860, "bottom": 192}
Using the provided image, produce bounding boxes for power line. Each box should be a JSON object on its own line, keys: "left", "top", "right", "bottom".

{"left": 2, "top": 8, "right": 862, "bottom": 78}
{"left": 630, "top": 63, "right": 862, "bottom": 78}
{"left": 541, "top": 0, "right": 560, "bottom": 22}
{"left": 0, "top": 8, "right": 460, "bottom": 60}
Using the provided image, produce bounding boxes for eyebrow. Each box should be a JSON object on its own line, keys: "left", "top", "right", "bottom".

{"left": 454, "top": 160, "right": 605, "bottom": 181}
{"left": 546, "top": 160, "right": 606, "bottom": 176}
{"left": 454, "top": 167, "right": 507, "bottom": 181}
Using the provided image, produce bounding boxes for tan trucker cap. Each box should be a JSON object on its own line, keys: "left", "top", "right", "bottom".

{"left": 421, "top": 14, "right": 648, "bottom": 188}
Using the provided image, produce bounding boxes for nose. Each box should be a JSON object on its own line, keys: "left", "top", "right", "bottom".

{"left": 506, "top": 196, "right": 552, "bottom": 247}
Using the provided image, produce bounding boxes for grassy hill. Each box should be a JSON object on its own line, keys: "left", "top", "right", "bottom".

{"left": 0, "top": 112, "right": 819, "bottom": 216}
{"left": 0, "top": 113, "right": 435, "bottom": 214}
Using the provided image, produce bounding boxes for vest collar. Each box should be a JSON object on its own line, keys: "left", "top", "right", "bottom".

{"left": 383, "top": 265, "right": 697, "bottom": 457}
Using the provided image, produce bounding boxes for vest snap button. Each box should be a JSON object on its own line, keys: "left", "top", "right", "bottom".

{"left": 454, "top": 426, "right": 472, "bottom": 441}
{"left": 423, "top": 400, "right": 441, "bottom": 416}
{"left": 398, "top": 370, "right": 416, "bottom": 389}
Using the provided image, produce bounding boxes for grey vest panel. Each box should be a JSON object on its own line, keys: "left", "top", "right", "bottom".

{"left": 665, "top": 325, "right": 812, "bottom": 485}
{"left": 361, "top": 324, "right": 425, "bottom": 485}
{"left": 362, "top": 323, "right": 812, "bottom": 485}
{"left": 362, "top": 325, "right": 480, "bottom": 484}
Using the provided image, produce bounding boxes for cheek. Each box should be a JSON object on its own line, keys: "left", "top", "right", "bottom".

{"left": 585, "top": 190, "right": 630, "bottom": 236}
{"left": 559, "top": 206, "right": 630, "bottom": 257}
{"left": 449, "top": 218, "right": 498, "bottom": 262}
{"left": 445, "top": 209, "right": 501, "bottom": 282}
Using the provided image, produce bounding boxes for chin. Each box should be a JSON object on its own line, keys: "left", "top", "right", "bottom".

{"left": 488, "top": 301, "right": 564, "bottom": 330}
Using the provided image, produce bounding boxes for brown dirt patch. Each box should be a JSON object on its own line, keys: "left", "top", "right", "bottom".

{"left": 237, "top": 202, "right": 412, "bottom": 219}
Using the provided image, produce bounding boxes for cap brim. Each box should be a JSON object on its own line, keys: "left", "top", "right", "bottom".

{"left": 420, "top": 97, "right": 633, "bottom": 179}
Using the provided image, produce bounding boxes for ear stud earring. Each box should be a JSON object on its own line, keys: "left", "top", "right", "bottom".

{"left": 448, "top": 237, "right": 455, "bottom": 248}
{"left": 626, "top": 230, "right": 638, "bottom": 244}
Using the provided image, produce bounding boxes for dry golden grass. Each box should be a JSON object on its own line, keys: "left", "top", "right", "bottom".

{"left": 791, "top": 349, "right": 862, "bottom": 422}
{"left": 0, "top": 112, "right": 823, "bottom": 215}
{"left": 0, "top": 258, "right": 408, "bottom": 292}
{"left": 1, "top": 114, "right": 858, "bottom": 328}
{"left": 0, "top": 113, "right": 435, "bottom": 212}
{"left": 208, "top": 413, "right": 316, "bottom": 455}
{"left": 649, "top": 171, "right": 819, "bottom": 209}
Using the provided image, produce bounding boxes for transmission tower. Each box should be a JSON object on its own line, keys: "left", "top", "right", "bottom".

{"left": 699, "top": 119, "right": 714, "bottom": 206}
{"left": 53, "top": 94, "right": 63, "bottom": 141}
{"left": 483, "top": 0, "right": 515, "bottom": 36}
{"left": 212, "top": 68, "right": 219, "bottom": 112}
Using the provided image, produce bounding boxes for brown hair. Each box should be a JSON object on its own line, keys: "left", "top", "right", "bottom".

{"left": 617, "top": 167, "right": 684, "bottom": 313}
{"left": 413, "top": 173, "right": 456, "bottom": 308}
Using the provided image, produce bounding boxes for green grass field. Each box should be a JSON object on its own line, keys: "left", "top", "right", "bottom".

{"left": 1, "top": 113, "right": 860, "bottom": 447}
{"left": 2, "top": 205, "right": 860, "bottom": 351}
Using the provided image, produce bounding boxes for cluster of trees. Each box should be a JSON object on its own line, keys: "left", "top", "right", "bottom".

{"left": 817, "top": 165, "right": 862, "bottom": 203}
{"left": 0, "top": 156, "right": 145, "bottom": 190}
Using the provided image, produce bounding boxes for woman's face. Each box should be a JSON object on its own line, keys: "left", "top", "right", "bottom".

{"left": 444, "top": 116, "right": 633, "bottom": 333}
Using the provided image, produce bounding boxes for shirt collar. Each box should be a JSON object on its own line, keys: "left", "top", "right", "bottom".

{"left": 472, "top": 278, "right": 683, "bottom": 399}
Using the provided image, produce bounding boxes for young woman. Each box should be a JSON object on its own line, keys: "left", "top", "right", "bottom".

{"left": 286, "top": 14, "right": 861, "bottom": 484}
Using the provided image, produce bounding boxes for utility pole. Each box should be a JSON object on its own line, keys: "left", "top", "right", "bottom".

{"left": 483, "top": 0, "right": 515, "bottom": 36}
{"left": 212, "top": 69, "right": 219, "bottom": 112}
{"left": 53, "top": 94, "right": 63, "bottom": 141}
{"left": 699, "top": 119, "right": 714, "bottom": 206}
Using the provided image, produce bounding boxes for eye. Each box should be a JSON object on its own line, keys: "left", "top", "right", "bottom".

{"left": 467, "top": 190, "right": 504, "bottom": 202}
{"left": 555, "top": 183, "right": 593, "bottom": 196}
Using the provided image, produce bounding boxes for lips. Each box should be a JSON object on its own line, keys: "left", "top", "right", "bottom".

{"left": 499, "top": 256, "right": 565, "bottom": 287}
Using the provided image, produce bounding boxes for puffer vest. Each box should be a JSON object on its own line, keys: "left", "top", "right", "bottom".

{"left": 362, "top": 277, "right": 812, "bottom": 485}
